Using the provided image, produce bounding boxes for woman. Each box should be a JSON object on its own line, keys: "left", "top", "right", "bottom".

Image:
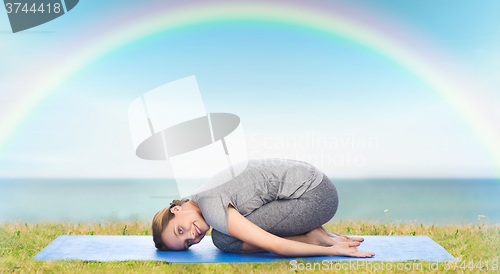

{"left": 152, "top": 158, "right": 374, "bottom": 257}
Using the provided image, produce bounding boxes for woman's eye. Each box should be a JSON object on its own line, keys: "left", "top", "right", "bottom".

{"left": 178, "top": 228, "right": 182, "bottom": 234}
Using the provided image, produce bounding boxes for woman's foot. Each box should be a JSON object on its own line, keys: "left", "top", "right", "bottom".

{"left": 320, "top": 226, "right": 364, "bottom": 242}
{"left": 306, "top": 227, "right": 360, "bottom": 247}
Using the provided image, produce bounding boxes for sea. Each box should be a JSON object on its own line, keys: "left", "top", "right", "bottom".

{"left": 0, "top": 178, "right": 499, "bottom": 224}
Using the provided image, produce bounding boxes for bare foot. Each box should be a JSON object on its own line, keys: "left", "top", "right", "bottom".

{"left": 305, "top": 227, "right": 332, "bottom": 246}
{"left": 320, "top": 226, "right": 364, "bottom": 242}
{"left": 306, "top": 227, "right": 360, "bottom": 247}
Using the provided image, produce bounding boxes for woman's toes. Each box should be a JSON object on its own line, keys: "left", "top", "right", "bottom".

{"left": 351, "top": 237, "right": 364, "bottom": 242}
{"left": 333, "top": 237, "right": 349, "bottom": 243}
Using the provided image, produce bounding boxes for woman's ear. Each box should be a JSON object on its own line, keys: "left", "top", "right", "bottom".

{"left": 170, "top": 205, "right": 182, "bottom": 213}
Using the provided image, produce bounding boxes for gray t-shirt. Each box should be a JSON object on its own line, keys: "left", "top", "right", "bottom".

{"left": 190, "top": 158, "right": 324, "bottom": 235}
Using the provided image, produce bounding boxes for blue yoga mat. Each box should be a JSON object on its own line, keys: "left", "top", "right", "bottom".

{"left": 33, "top": 235, "right": 457, "bottom": 263}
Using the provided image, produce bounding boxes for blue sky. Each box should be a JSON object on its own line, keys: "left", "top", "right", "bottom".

{"left": 0, "top": 0, "right": 500, "bottom": 178}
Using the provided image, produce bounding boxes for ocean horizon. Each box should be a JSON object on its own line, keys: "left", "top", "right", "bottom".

{"left": 1, "top": 178, "right": 499, "bottom": 224}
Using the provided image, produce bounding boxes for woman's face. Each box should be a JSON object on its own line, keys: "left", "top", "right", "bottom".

{"left": 161, "top": 206, "right": 209, "bottom": 250}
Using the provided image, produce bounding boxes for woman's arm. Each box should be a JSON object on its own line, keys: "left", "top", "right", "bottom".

{"left": 241, "top": 242, "right": 267, "bottom": 253}
{"left": 241, "top": 228, "right": 360, "bottom": 253}
{"left": 241, "top": 234, "right": 319, "bottom": 253}
{"left": 227, "top": 205, "right": 374, "bottom": 257}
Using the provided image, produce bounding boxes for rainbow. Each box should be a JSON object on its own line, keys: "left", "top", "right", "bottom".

{"left": 1, "top": 0, "right": 499, "bottom": 174}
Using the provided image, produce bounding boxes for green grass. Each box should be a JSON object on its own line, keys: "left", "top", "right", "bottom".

{"left": 1, "top": 220, "right": 499, "bottom": 273}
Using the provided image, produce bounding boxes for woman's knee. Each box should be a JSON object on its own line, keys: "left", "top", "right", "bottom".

{"left": 263, "top": 178, "right": 339, "bottom": 236}
{"left": 305, "top": 174, "right": 339, "bottom": 224}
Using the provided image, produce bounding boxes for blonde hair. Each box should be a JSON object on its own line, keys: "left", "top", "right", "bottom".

{"left": 152, "top": 198, "right": 190, "bottom": 251}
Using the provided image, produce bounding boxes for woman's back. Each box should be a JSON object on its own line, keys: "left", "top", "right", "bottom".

{"left": 191, "top": 158, "right": 324, "bottom": 235}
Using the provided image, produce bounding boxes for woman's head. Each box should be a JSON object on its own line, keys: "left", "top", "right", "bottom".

{"left": 152, "top": 199, "right": 209, "bottom": 251}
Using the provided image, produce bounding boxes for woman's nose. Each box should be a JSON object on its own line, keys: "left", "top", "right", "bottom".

{"left": 189, "top": 229, "right": 196, "bottom": 239}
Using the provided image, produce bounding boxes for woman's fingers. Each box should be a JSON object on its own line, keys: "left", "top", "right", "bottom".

{"left": 351, "top": 250, "right": 375, "bottom": 258}
{"left": 347, "top": 241, "right": 360, "bottom": 247}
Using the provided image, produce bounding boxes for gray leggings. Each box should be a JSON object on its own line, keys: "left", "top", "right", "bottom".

{"left": 211, "top": 174, "right": 338, "bottom": 253}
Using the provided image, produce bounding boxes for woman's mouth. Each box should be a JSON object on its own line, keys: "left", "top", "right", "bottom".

{"left": 194, "top": 224, "right": 202, "bottom": 236}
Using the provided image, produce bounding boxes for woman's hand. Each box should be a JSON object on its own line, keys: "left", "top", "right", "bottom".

{"left": 330, "top": 245, "right": 375, "bottom": 258}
